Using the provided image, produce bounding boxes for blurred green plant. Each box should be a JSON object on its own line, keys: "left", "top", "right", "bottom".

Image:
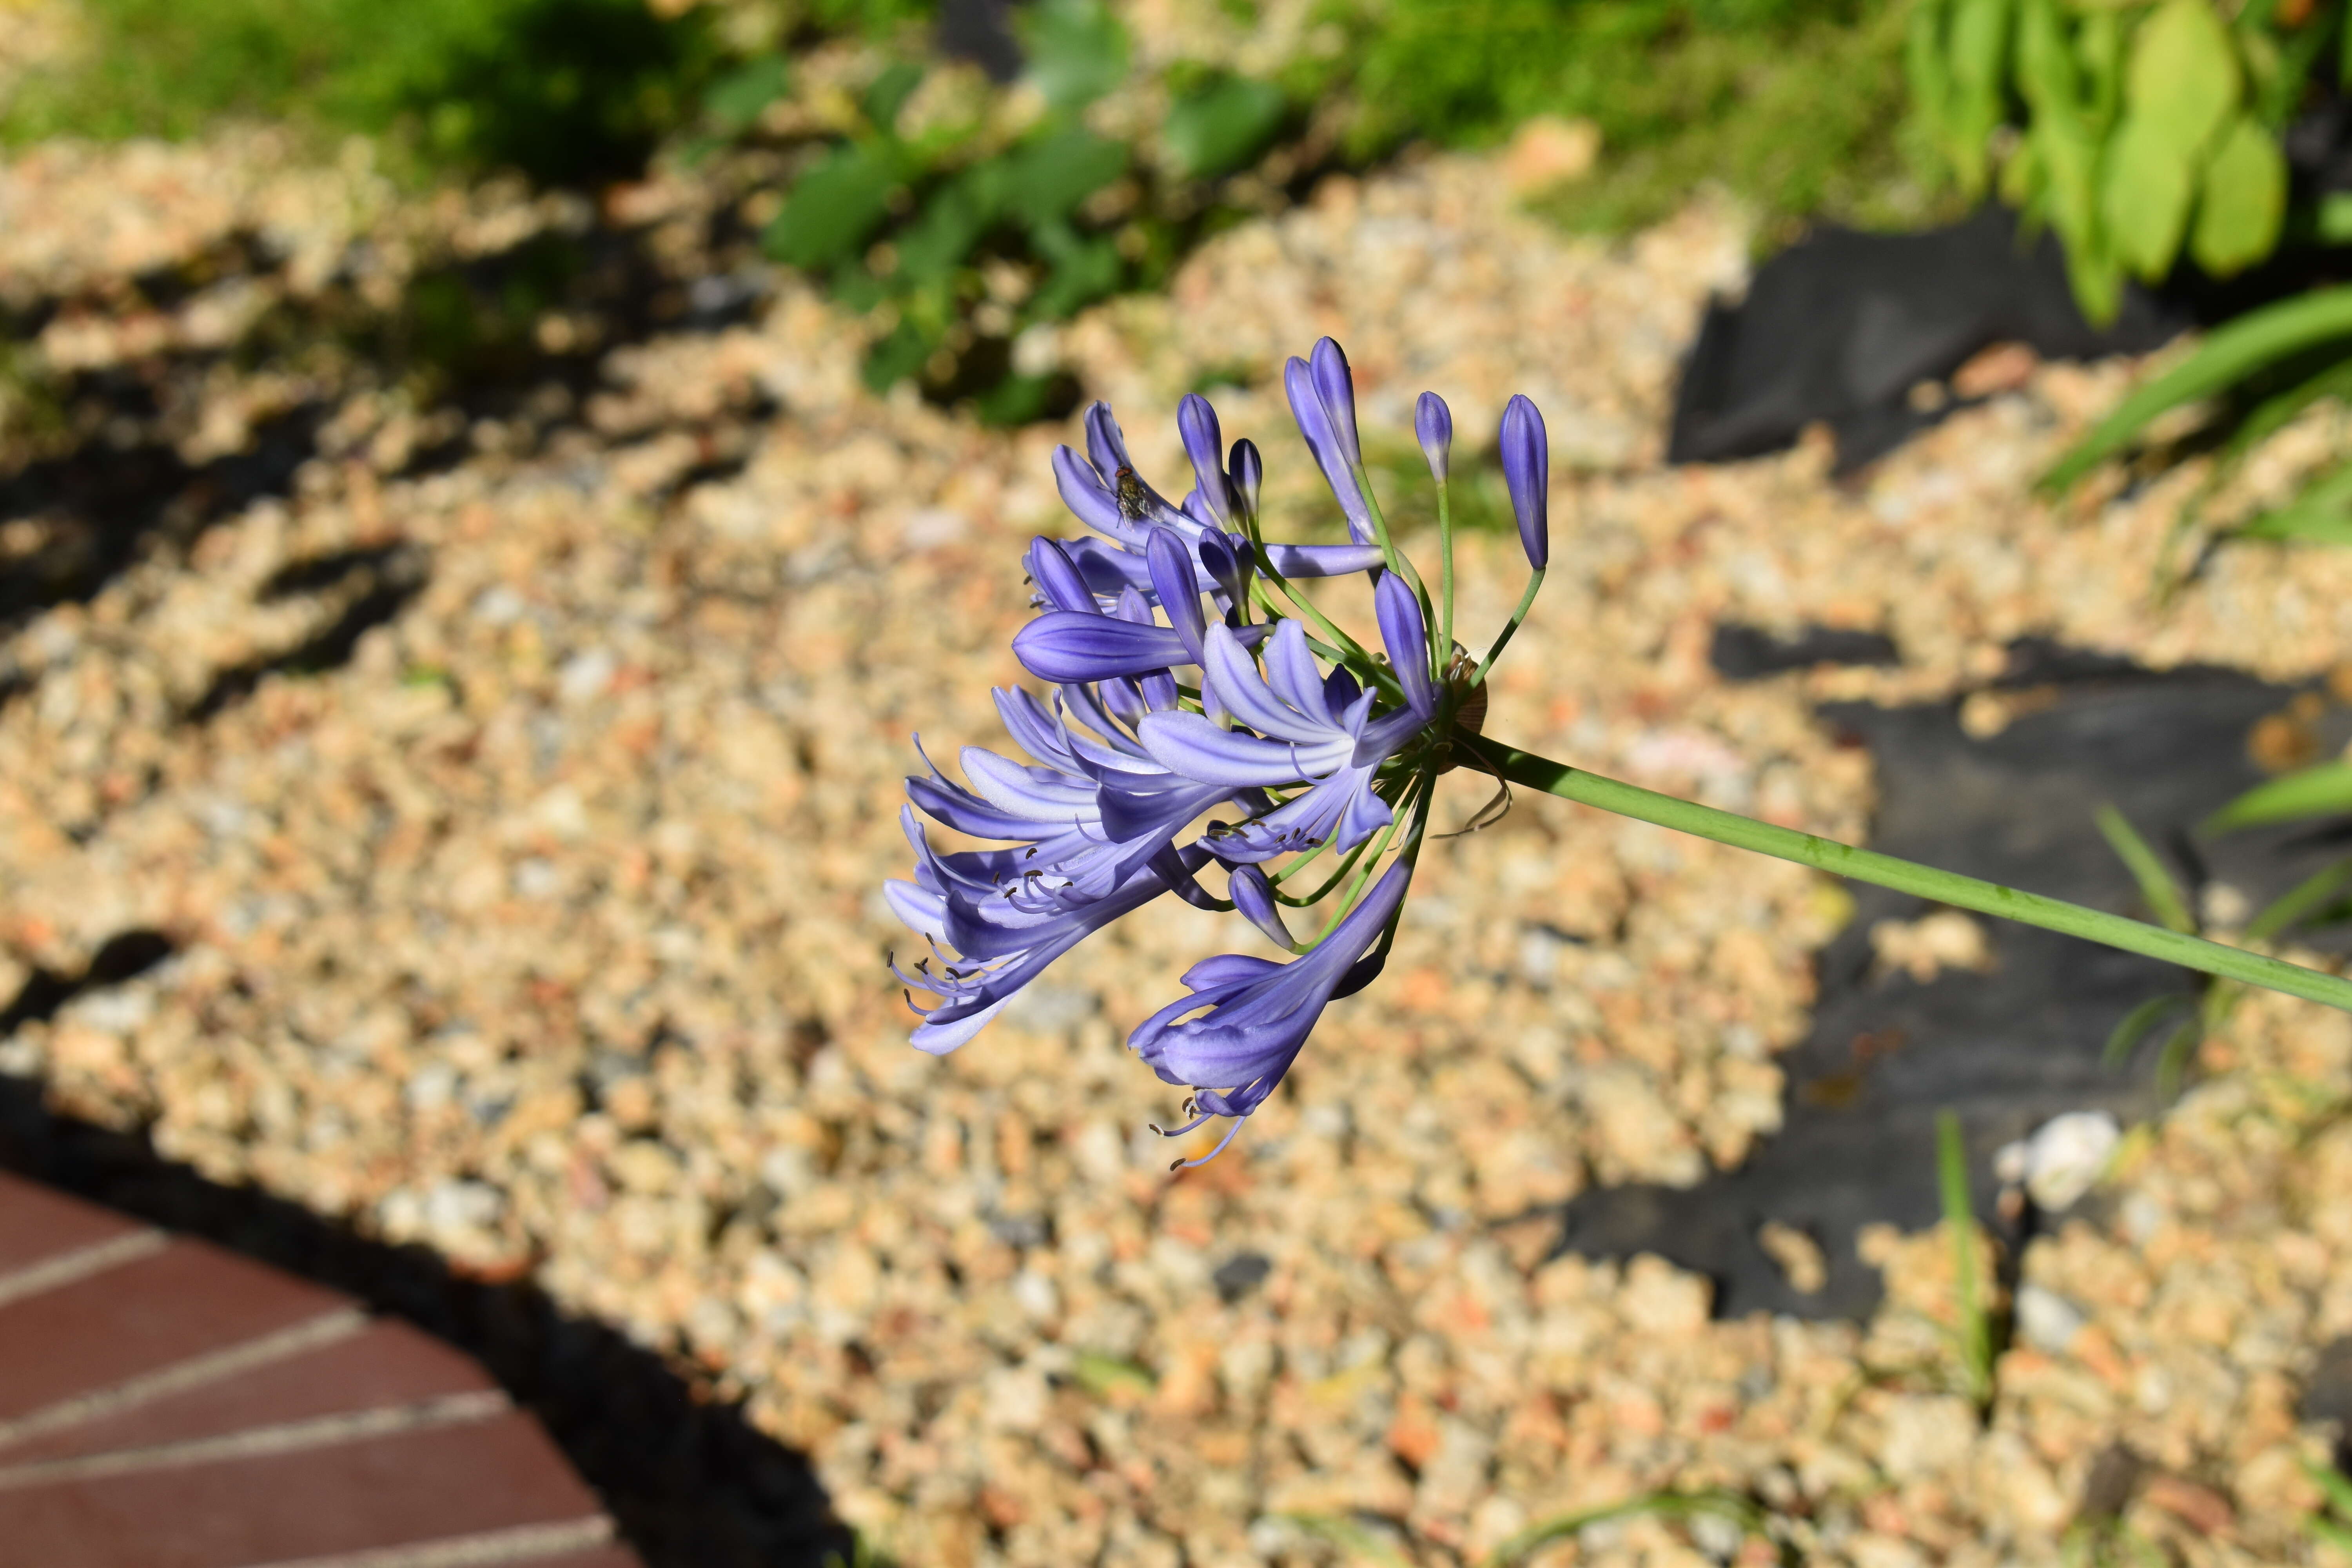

{"left": 2094, "top": 797, "right": 2352, "bottom": 1096}
{"left": 718, "top": 0, "right": 1929, "bottom": 410}
{"left": 1325, "top": 0, "right": 1920, "bottom": 238}
{"left": 1907, "top": 0, "right": 2328, "bottom": 324}
{"left": 2305, "top": 1455, "right": 2352, "bottom": 1553}
{"left": 2042, "top": 287, "right": 2352, "bottom": 566}
{"left": 1, "top": 0, "right": 718, "bottom": 186}
{"left": 1935, "top": 1109, "right": 2000, "bottom": 1412}
{"left": 1281, "top": 1485, "right": 1793, "bottom": 1567}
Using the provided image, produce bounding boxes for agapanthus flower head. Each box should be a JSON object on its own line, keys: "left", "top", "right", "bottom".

{"left": 890, "top": 343, "right": 1557, "bottom": 1164}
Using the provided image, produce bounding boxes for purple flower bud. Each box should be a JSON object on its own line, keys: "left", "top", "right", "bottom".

{"left": 1025, "top": 536, "right": 1096, "bottom": 613}
{"left": 1177, "top": 394, "right": 1231, "bottom": 527}
{"left": 1226, "top": 864, "right": 1295, "bottom": 949}
{"left": 1415, "top": 392, "right": 1452, "bottom": 484}
{"left": 1499, "top": 393, "right": 1549, "bottom": 570}
{"left": 1310, "top": 338, "right": 1361, "bottom": 468}
{"left": 1229, "top": 439, "right": 1261, "bottom": 520}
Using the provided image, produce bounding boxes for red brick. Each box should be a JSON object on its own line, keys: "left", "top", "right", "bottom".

{"left": 0, "top": 1317, "right": 494, "bottom": 1465}
{"left": 525, "top": 1549, "right": 648, "bottom": 1568}
{"left": 0, "top": 1172, "right": 145, "bottom": 1278}
{"left": 0, "top": 1411, "right": 604, "bottom": 1567}
{"left": 0, "top": 1240, "right": 350, "bottom": 1422}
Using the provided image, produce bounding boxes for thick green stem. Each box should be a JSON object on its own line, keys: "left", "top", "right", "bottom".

{"left": 1468, "top": 737, "right": 2352, "bottom": 1016}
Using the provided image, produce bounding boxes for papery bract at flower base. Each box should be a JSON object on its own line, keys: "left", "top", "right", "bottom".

{"left": 1130, "top": 856, "right": 1412, "bottom": 1165}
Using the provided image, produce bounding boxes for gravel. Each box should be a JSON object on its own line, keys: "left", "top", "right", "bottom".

{"left": 3, "top": 115, "right": 2352, "bottom": 1565}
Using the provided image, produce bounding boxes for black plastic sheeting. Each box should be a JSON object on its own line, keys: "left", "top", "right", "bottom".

{"left": 1668, "top": 208, "right": 2187, "bottom": 474}
{"left": 1557, "top": 642, "right": 2352, "bottom": 1320}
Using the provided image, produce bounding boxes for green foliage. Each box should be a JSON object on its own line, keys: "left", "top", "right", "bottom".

{"left": 1163, "top": 73, "right": 1289, "bottom": 181}
{"left": 2305, "top": 1457, "right": 2352, "bottom": 1553}
{"left": 2043, "top": 285, "right": 2352, "bottom": 563}
{"left": 1935, "top": 1111, "right": 1998, "bottom": 1411}
{"left": 2098, "top": 793, "right": 2352, "bottom": 1098}
{"left": 2, "top": 0, "right": 717, "bottom": 186}
{"left": 1329, "top": 0, "right": 1916, "bottom": 237}
{"left": 1909, "top": 0, "right": 2323, "bottom": 322}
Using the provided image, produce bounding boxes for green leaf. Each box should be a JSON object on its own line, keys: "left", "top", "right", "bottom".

{"left": 1027, "top": 223, "right": 1124, "bottom": 319}
{"left": 1022, "top": 0, "right": 1128, "bottom": 111}
{"left": 2319, "top": 193, "right": 2352, "bottom": 245}
{"left": 2105, "top": 993, "right": 2191, "bottom": 1067}
{"left": 2076, "top": 9, "right": 2123, "bottom": 128}
{"left": 2205, "top": 760, "right": 2352, "bottom": 834}
{"left": 2102, "top": 112, "right": 2195, "bottom": 281}
{"left": 2303, "top": 1457, "right": 2352, "bottom": 1524}
{"left": 1071, "top": 1350, "right": 1156, "bottom": 1399}
{"left": 2094, "top": 802, "right": 2196, "bottom": 934}
{"left": 1946, "top": 0, "right": 2015, "bottom": 197}
{"left": 2247, "top": 862, "right": 2352, "bottom": 943}
{"left": 1001, "top": 128, "right": 1126, "bottom": 228}
{"left": 704, "top": 54, "right": 788, "bottom": 135}
{"left": 1163, "top": 73, "right": 1288, "bottom": 179}
{"left": 2189, "top": 114, "right": 2286, "bottom": 277}
{"left": 764, "top": 142, "right": 902, "bottom": 271}
{"left": 863, "top": 60, "right": 925, "bottom": 133}
{"left": 2241, "top": 460, "right": 2352, "bottom": 542}
{"left": 2014, "top": 0, "right": 2080, "bottom": 120}
{"left": 893, "top": 170, "right": 1001, "bottom": 287}
{"left": 2125, "top": 0, "right": 2239, "bottom": 158}
{"left": 2220, "top": 358, "right": 2352, "bottom": 470}
{"left": 2042, "top": 284, "right": 2352, "bottom": 494}
{"left": 861, "top": 317, "right": 933, "bottom": 393}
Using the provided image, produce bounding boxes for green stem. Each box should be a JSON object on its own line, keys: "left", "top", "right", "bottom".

{"left": 1472, "top": 568, "right": 1545, "bottom": 686}
{"left": 1468, "top": 737, "right": 2352, "bottom": 1016}
{"left": 1436, "top": 477, "right": 1456, "bottom": 670}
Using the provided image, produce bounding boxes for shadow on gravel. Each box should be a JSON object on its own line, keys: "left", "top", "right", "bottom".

{"left": 0, "top": 1079, "right": 851, "bottom": 1568}
{"left": 0, "top": 199, "right": 772, "bottom": 670}
{"left": 1558, "top": 638, "right": 2351, "bottom": 1320}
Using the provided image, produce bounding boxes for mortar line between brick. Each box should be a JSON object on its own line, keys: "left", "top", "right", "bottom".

{"left": 0, "top": 1228, "right": 167, "bottom": 1312}
{"left": 0, "top": 1305, "right": 371, "bottom": 1452}
{"left": 0, "top": 1387, "right": 510, "bottom": 1488}
{"left": 237, "top": 1515, "right": 618, "bottom": 1568}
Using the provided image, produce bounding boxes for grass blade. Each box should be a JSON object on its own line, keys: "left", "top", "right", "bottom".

{"left": 2105, "top": 993, "right": 2190, "bottom": 1067}
{"left": 1480, "top": 1491, "right": 1765, "bottom": 1568}
{"left": 1277, "top": 1514, "right": 1414, "bottom": 1568}
{"left": 2204, "top": 761, "right": 2352, "bottom": 834}
{"left": 2248, "top": 861, "right": 2352, "bottom": 943}
{"left": 1936, "top": 1110, "right": 1994, "bottom": 1409}
{"left": 2042, "top": 285, "right": 2352, "bottom": 495}
{"left": 2304, "top": 1457, "right": 2352, "bottom": 1523}
{"left": 2094, "top": 803, "right": 2196, "bottom": 934}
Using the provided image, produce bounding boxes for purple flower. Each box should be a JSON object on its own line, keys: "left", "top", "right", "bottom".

{"left": 1130, "top": 856, "right": 1412, "bottom": 1165}
{"left": 1051, "top": 400, "right": 1381, "bottom": 601}
{"left": 1416, "top": 392, "right": 1452, "bottom": 483}
{"left": 1136, "top": 574, "right": 1435, "bottom": 862}
{"left": 1285, "top": 351, "right": 1375, "bottom": 545}
{"left": 1500, "top": 393, "right": 1549, "bottom": 570}
{"left": 892, "top": 676, "right": 1238, "bottom": 1051}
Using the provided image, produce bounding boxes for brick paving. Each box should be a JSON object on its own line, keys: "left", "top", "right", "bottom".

{"left": 0, "top": 1171, "right": 642, "bottom": 1568}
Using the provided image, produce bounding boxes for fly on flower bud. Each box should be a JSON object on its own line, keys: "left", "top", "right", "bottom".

{"left": 1499, "top": 393, "right": 1549, "bottom": 570}
{"left": 1415, "top": 392, "right": 1452, "bottom": 484}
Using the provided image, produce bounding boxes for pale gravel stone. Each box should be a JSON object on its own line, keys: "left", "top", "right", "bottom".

{"left": 3, "top": 98, "right": 2351, "bottom": 1566}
